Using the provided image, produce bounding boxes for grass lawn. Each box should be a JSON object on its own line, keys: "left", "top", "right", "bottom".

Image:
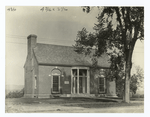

{"left": 5, "top": 97, "right": 144, "bottom": 113}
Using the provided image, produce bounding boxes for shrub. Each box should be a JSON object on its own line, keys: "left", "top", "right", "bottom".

{"left": 132, "top": 94, "right": 144, "bottom": 98}
{"left": 6, "top": 88, "right": 24, "bottom": 98}
{"left": 140, "top": 94, "right": 144, "bottom": 98}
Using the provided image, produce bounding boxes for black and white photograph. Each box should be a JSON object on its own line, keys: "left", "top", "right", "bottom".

{"left": 4, "top": 3, "right": 146, "bottom": 114}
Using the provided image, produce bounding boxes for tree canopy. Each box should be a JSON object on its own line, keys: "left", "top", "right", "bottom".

{"left": 74, "top": 7, "right": 144, "bottom": 103}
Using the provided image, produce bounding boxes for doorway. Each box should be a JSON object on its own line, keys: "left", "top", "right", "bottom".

{"left": 72, "top": 68, "right": 88, "bottom": 94}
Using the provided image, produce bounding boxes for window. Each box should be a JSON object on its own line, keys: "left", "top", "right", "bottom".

{"left": 35, "top": 77, "right": 37, "bottom": 89}
{"left": 72, "top": 69, "right": 77, "bottom": 93}
{"left": 72, "top": 67, "right": 89, "bottom": 94}
{"left": 98, "top": 76, "right": 105, "bottom": 93}
{"left": 79, "top": 69, "right": 87, "bottom": 93}
{"left": 51, "top": 68, "right": 61, "bottom": 93}
{"left": 53, "top": 76, "right": 59, "bottom": 92}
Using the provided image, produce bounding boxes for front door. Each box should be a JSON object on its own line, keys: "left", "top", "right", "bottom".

{"left": 72, "top": 68, "right": 89, "bottom": 94}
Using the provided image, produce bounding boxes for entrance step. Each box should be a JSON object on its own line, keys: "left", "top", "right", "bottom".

{"left": 52, "top": 94, "right": 61, "bottom": 97}
{"left": 60, "top": 94, "right": 95, "bottom": 97}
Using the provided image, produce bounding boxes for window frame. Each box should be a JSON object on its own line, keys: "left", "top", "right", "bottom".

{"left": 98, "top": 76, "right": 106, "bottom": 93}
{"left": 71, "top": 67, "right": 89, "bottom": 94}
{"left": 52, "top": 75, "right": 60, "bottom": 93}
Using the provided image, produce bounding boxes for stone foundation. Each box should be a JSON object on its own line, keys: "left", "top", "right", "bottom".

{"left": 24, "top": 93, "right": 118, "bottom": 98}
{"left": 24, "top": 94, "right": 34, "bottom": 98}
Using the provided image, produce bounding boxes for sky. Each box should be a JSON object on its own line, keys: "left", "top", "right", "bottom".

{"left": 5, "top": 6, "right": 144, "bottom": 86}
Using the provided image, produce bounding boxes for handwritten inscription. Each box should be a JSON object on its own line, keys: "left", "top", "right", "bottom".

{"left": 7, "top": 7, "right": 16, "bottom": 11}
{"left": 40, "top": 7, "right": 68, "bottom": 12}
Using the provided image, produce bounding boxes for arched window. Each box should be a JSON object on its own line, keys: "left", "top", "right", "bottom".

{"left": 51, "top": 68, "right": 61, "bottom": 93}
{"left": 51, "top": 69, "right": 61, "bottom": 75}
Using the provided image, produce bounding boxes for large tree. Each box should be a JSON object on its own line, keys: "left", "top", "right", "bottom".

{"left": 74, "top": 7, "right": 144, "bottom": 103}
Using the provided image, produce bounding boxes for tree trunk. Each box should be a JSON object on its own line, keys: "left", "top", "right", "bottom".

{"left": 124, "top": 67, "right": 130, "bottom": 103}
{"left": 124, "top": 44, "right": 135, "bottom": 103}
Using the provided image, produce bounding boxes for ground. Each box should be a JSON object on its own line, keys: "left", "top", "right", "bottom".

{"left": 5, "top": 97, "right": 144, "bottom": 113}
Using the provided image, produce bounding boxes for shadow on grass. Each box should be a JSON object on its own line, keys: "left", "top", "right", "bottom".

{"left": 6, "top": 97, "right": 118, "bottom": 104}
{"left": 53, "top": 97, "right": 144, "bottom": 109}
{"left": 5, "top": 97, "right": 144, "bottom": 109}
{"left": 54, "top": 97, "right": 118, "bottom": 102}
{"left": 62, "top": 101, "right": 144, "bottom": 109}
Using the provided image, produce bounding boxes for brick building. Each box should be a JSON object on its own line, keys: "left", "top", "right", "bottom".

{"left": 24, "top": 34, "right": 117, "bottom": 98}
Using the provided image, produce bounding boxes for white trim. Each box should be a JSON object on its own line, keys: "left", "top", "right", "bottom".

{"left": 71, "top": 67, "right": 89, "bottom": 70}
{"left": 73, "top": 76, "right": 75, "bottom": 93}
{"left": 87, "top": 69, "right": 90, "bottom": 94}
{"left": 51, "top": 75, "right": 53, "bottom": 93}
{"left": 32, "top": 69, "right": 35, "bottom": 95}
{"left": 71, "top": 69, "right": 73, "bottom": 94}
{"left": 52, "top": 73, "right": 60, "bottom": 75}
{"left": 35, "top": 77, "right": 37, "bottom": 90}
{"left": 77, "top": 69, "right": 79, "bottom": 94}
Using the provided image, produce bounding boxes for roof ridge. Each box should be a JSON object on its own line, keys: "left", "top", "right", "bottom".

{"left": 36, "top": 43, "right": 74, "bottom": 48}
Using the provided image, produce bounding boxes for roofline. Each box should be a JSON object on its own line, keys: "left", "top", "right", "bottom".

{"left": 38, "top": 62, "right": 110, "bottom": 69}
{"left": 38, "top": 63, "right": 91, "bottom": 67}
{"left": 36, "top": 43, "right": 99, "bottom": 53}
{"left": 36, "top": 43, "right": 74, "bottom": 48}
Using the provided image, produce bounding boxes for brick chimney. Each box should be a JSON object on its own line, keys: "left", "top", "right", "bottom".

{"left": 25, "top": 34, "right": 37, "bottom": 98}
{"left": 27, "top": 34, "right": 37, "bottom": 58}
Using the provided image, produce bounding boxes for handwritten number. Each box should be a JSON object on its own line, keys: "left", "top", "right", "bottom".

{"left": 40, "top": 7, "right": 44, "bottom": 12}
{"left": 7, "top": 7, "right": 16, "bottom": 11}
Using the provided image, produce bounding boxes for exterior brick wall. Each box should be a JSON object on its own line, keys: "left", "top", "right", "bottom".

{"left": 90, "top": 69, "right": 99, "bottom": 94}
{"left": 38, "top": 65, "right": 71, "bottom": 98}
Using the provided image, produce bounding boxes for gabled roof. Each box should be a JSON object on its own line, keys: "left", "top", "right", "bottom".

{"left": 33, "top": 43, "right": 110, "bottom": 67}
